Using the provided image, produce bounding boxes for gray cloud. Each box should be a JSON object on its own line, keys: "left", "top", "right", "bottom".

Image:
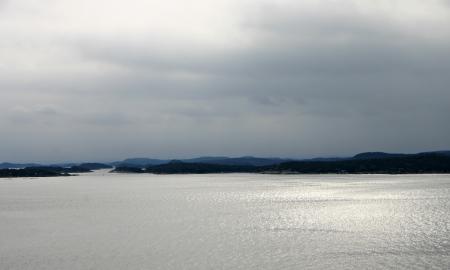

{"left": 0, "top": 0, "right": 449, "bottom": 162}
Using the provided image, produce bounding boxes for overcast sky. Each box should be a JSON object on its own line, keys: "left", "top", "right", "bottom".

{"left": 1, "top": 0, "right": 449, "bottom": 162}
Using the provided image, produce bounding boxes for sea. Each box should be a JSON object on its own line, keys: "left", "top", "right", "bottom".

{"left": 1, "top": 171, "right": 449, "bottom": 269}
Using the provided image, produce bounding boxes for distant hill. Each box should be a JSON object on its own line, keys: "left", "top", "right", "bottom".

{"left": 352, "top": 152, "right": 408, "bottom": 160}
{"left": 112, "top": 156, "right": 292, "bottom": 167}
{"left": 352, "top": 151, "right": 450, "bottom": 160}
{"left": 78, "top": 163, "right": 113, "bottom": 170}
{"left": 112, "top": 152, "right": 450, "bottom": 174}
{"left": 113, "top": 166, "right": 146, "bottom": 173}
{"left": 267, "top": 153, "right": 450, "bottom": 174}
{"left": 0, "top": 162, "right": 43, "bottom": 169}
{"left": 181, "top": 156, "right": 229, "bottom": 163}
{"left": 146, "top": 161, "right": 256, "bottom": 174}
{"left": 49, "top": 163, "right": 79, "bottom": 168}
{"left": 183, "top": 156, "right": 292, "bottom": 166}
{"left": 0, "top": 164, "right": 97, "bottom": 177}
{"left": 111, "top": 158, "right": 168, "bottom": 167}
{"left": 0, "top": 167, "right": 73, "bottom": 178}
{"left": 26, "top": 166, "right": 92, "bottom": 173}
{"left": 300, "top": 157, "right": 349, "bottom": 162}
{"left": 113, "top": 160, "right": 257, "bottom": 174}
{"left": 3, "top": 150, "right": 450, "bottom": 176}
{"left": 419, "top": 151, "right": 450, "bottom": 156}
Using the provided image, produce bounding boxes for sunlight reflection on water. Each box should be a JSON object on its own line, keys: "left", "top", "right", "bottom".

{"left": 0, "top": 173, "right": 449, "bottom": 269}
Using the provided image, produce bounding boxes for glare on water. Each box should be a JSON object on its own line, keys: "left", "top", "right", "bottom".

{"left": 1, "top": 172, "right": 449, "bottom": 269}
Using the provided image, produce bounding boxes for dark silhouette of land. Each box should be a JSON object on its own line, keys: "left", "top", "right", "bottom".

{"left": 111, "top": 156, "right": 291, "bottom": 168}
{"left": 112, "top": 152, "right": 450, "bottom": 175}
{"left": 2, "top": 151, "right": 450, "bottom": 177}
{"left": 0, "top": 165, "right": 100, "bottom": 178}
{"left": 115, "top": 160, "right": 256, "bottom": 174}
{"left": 266, "top": 153, "right": 450, "bottom": 174}
{"left": 0, "top": 168, "right": 70, "bottom": 178}
{"left": 77, "top": 163, "right": 113, "bottom": 170}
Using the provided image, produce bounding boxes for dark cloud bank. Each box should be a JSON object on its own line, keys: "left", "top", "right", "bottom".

{"left": 0, "top": 0, "right": 449, "bottom": 162}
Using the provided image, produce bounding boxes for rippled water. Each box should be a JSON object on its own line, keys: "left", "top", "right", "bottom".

{"left": 1, "top": 172, "right": 449, "bottom": 269}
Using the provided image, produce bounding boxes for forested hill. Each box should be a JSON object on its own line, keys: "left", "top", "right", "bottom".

{"left": 267, "top": 153, "right": 450, "bottom": 174}
{"left": 113, "top": 153, "right": 450, "bottom": 174}
{"left": 0, "top": 166, "right": 94, "bottom": 178}
{"left": 3, "top": 151, "right": 450, "bottom": 177}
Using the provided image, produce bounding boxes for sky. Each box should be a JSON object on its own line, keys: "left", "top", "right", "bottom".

{"left": 1, "top": 0, "right": 449, "bottom": 163}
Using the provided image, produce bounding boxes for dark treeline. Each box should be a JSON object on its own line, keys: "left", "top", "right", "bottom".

{"left": 113, "top": 153, "right": 450, "bottom": 175}
{"left": 114, "top": 160, "right": 256, "bottom": 174}
{"left": 267, "top": 153, "right": 450, "bottom": 174}
{"left": 3, "top": 152, "right": 450, "bottom": 177}
{"left": 77, "top": 163, "right": 113, "bottom": 170}
{"left": 0, "top": 168, "right": 70, "bottom": 178}
{"left": 149, "top": 160, "right": 256, "bottom": 174}
{"left": 0, "top": 165, "right": 95, "bottom": 178}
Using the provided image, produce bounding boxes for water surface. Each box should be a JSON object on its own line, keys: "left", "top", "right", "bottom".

{"left": 1, "top": 172, "right": 449, "bottom": 269}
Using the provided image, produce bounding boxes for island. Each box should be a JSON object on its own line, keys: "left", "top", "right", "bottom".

{"left": 112, "top": 152, "right": 450, "bottom": 175}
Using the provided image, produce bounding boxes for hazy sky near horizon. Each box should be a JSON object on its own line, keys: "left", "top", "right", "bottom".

{"left": 1, "top": 0, "right": 450, "bottom": 162}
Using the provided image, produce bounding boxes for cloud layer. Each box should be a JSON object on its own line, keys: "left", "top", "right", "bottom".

{"left": 1, "top": 0, "right": 449, "bottom": 162}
